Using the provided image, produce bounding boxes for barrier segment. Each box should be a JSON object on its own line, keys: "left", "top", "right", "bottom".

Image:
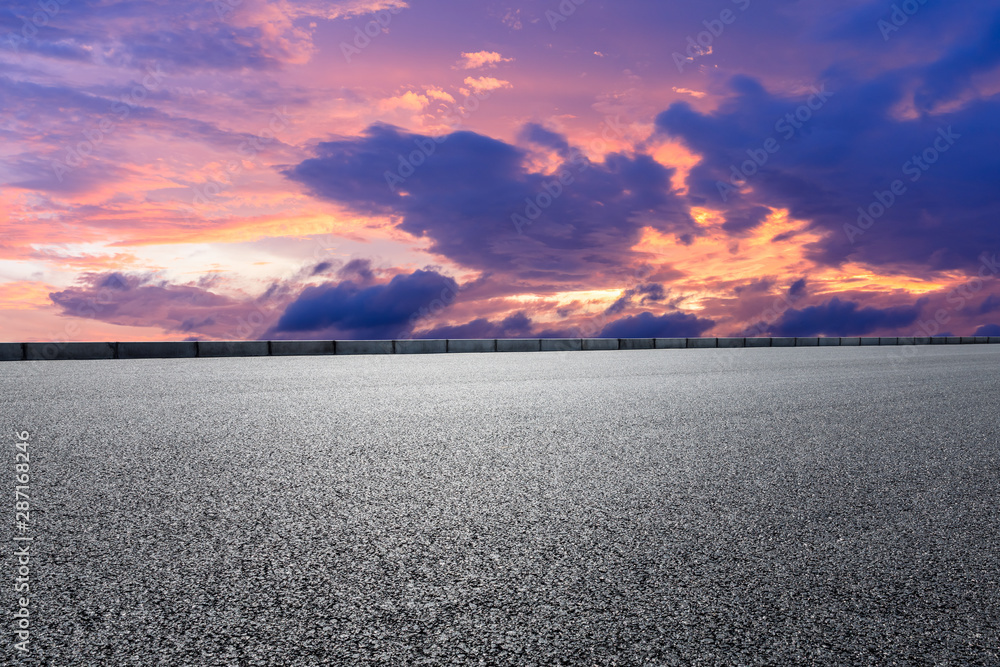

{"left": 336, "top": 340, "right": 394, "bottom": 355}
{"left": 541, "top": 339, "right": 583, "bottom": 352}
{"left": 583, "top": 338, "right": 618, "bottom": 351}
{"left": 0, "top": 343, "right": 24, "bottom": 361}
{"left": 448, "top": 339, "right": 495, "bottom": 353}
{"left": 619, "top": 338, "right": 654, "bottom": 350}
{"left": 395, "top": 340, "right": 447, "bottom": 354}
{"left": 270, "top": 340, "right": 335, "bottom": 356}
{"left": 497, "top": 339, "right": 541, "bottom": 353}
{"left": 25, "top": 342, "right": 116, "bottom": 360}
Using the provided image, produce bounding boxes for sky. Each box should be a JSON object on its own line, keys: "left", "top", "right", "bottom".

{"left": 2, "top": 0, "right": 1000, "bottom": 342}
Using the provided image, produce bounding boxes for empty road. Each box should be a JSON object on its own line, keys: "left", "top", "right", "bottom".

{"left": 2, "top": 346, "right": 999, "bottom": 665}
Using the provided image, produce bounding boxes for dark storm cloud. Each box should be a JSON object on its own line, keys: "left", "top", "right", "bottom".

{"left": 771, "top": 297, "right": 923, "bottom": 336}
{"left": 598, "top": 311, "right": 715, "bottom": 339}
{"left": 657, "top": 64, "right": 1000, "bottom": 275}
{"left": 284, "top": 123, "right": 695, "bottom": 280}
{"left": 273, "top": 269, "right": 459, "bottom": 339}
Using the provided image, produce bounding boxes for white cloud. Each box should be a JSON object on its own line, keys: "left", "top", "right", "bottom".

{"left": 457, "top": 51, "right": 514, "bottom": 69}
{"left": 463, "top": 76, "right": 512, "bottom": 94}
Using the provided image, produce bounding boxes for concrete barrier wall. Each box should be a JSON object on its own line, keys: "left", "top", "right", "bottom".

{"left": 448, "top": 339, "right": 496, "bottom": 353}
{"left": 5, "top": 336, "right": 999, "bottom": 361}
{"left": 395, "top": 339, "right": 447, "bottom": 355}
{"left": 198, "top": 341, "right": 269, "bottom": 357}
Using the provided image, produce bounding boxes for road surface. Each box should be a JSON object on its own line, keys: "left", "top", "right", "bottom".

{"left": 2, "top": 346, "right": 998, "bottom": 665}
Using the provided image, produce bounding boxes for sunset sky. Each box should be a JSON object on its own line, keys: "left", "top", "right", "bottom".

{"left": 3, "top": 0, "right": 1000, "bottom": 342}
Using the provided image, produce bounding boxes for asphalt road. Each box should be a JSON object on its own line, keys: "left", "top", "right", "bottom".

{"left": 2, "top": 346, "right": 999, "bottom": 666}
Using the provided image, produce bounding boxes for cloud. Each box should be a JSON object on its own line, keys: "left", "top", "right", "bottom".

{"left": 377, "top": 91, "right": 429, "bottom": 112}
{"left": 425, "top": 87, "right": 455, "bottom": 103}
{"left": 788, "top": 278, "right": 808, "bottom": 299}
{"left": 272, "top": 268, "right": 459, "bottom": 339}
{"left": 974, "top": 324, "right": 1000, "bottom": 336}
{"left": 518, "top": 122, "right": 571, "bottom": 155}
{"left": 672, "top": 87, "right": 707, "bottom": 99}
{"left": 415, "top": 312, "right": 534, "bottom": 339}
{"left": 462, "top": 76, "right": 512, "bottom": 94}
{"left": 770, "top": 297, "right": 923, "bottom": 336}
{"left": 973, "top": 294, "right": 1000, "bottom": 315}
{"left": 914, "top": 13, "right": 1000, "bottom": 111}
{"left": 605, "top": 283, "right": 666, "bottom": 315}
{"left": 48, "top": 272, "right": 288, "bottom": 339}
{"left": 290, "top": 0, "right": 409, "bottom": 21}
{"left": 656, "top": 67, "right": 1000, "bottom": 275}
{"left": 457, "top": 51, "right": 514, "bottom": 69}
{"left": 284, "top": 123, "right": 694, "bottom": 284}
{"left": 599, "top": 311, "right": 715, "bottom": 338}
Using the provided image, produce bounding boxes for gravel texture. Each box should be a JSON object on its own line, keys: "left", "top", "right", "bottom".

{"left": 1, "top": 345, "right": 999, "bottom": 665}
